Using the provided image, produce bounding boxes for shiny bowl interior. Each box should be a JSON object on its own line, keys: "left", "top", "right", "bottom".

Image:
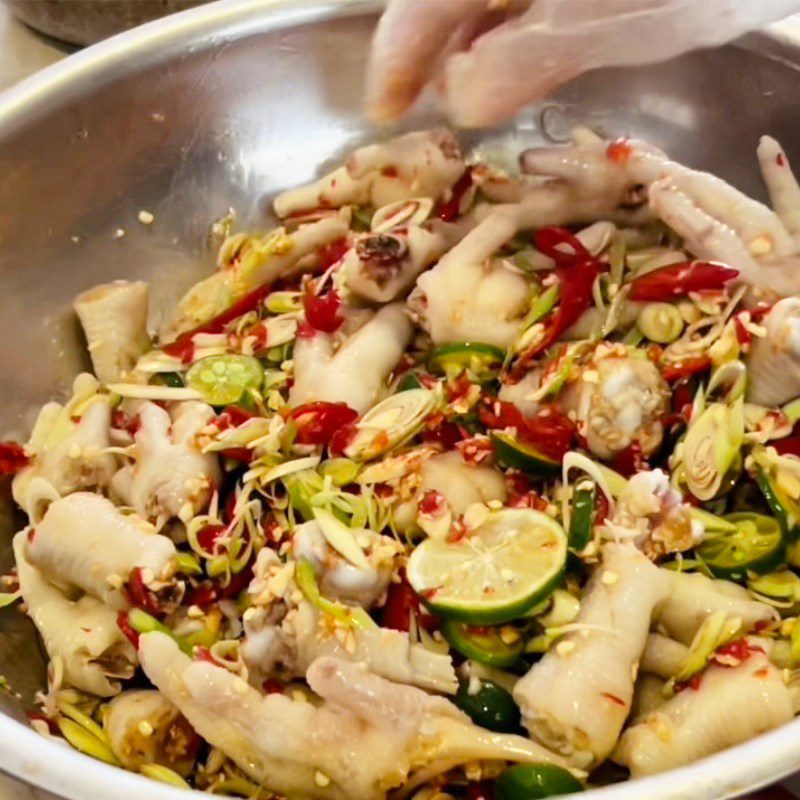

{"left": 1, "top": 1, "right": 800, "bottom": 798}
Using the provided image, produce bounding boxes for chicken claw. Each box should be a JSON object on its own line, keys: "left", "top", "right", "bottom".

{"left": 140, "top": 633, "right": 573, "bottom": 800}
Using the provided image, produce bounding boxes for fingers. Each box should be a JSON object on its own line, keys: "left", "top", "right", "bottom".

{"left": 365, "top": 0, "right": 490, "bottom": 123}
{"left": 440, "top": 0, "right": 800, "bottom": 128}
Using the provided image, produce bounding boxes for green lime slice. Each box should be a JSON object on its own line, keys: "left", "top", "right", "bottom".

{"left": 407, "top": 508, "right": 566, "bottom": 624}
{"left": 491, "top": 432, "right": 560, "bottom": 476}
{"left": 395, "top": 372, "right": 424, "bottom": 392}
{"left": 186, "top": 355, "right": 264, "bottom": 406}
{"left": 453, "top": 679, "right": 523, "bottom": 734}
{"left": 568, "top": 481, "right": 595, "bottom": 551}
{"left": 756, "top": 465, "right": 800, "bottom": 541}
{"left": 428, "top": 342, "right": 504, "bottom": 382}
{"left": 697, "top": 512, "right": 784, "bottom": 579}
{"left": 495, "top": 764, "right": 584, "bottom": 800}
{"left": 442, "top": 619, "right": 524, "bottom": 668}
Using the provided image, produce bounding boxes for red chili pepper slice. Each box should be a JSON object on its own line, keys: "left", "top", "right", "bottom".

{"left": 196, "top": 524, "right": 227, "bottom": 554}
{"left": 421, "top": 412, "right": 463, "bottom": 450}
{"left": 27, "top": 711, "right": 58, "bottom": 735}
{"left": 126, "top": 567, "right": 163, "bottom": 617}
{"left": 594, "top": 491, "right": 611, "bottom": 525}
{"left": 0, "top": 442, "right": 28, "bottom": 476}
{"left": 516, "top": 227, "right": 605, "bottom": 363}
{"left": 606, "top": 139, "right": 633, "bottom": 164}
{"left": 661, "top": 356, "right": 712, "bottom": 383}
{"left": 479, "top": 400, "right": 575, "bottom": 462}
{"left": 117, "top": 611, "right": 140, "bottom": 649}
{"left": 163, "top": 284, "right": 273, "bottom": 361}
{"left": 733, "top": 314, "right": 751, "bottom": 347}
{"left": 436, "top": 167, "right": 474, "bottom": 222}
{"left": 534, "top": 226, "right": 591, "bottom": 265}
{"left": 185, "top": 581, "right": 218, "bottom": 608}
{"left": 328, "top": 422, "right": 359, "bottom": 457}
{"left": 317, "top": 238, "right": 350, "bottom": 270}
{"left": 302, "top": 288, "right": 344, "bottom": 334}
{"left": 629, "top": 261, "right": 739, "bottom": 302}
{"left": 612, "top": 441, "right": 648, "bottom": 477}
{"left": 382, "top": 572, "right": 438, "bottom": 632}
{"left": 290, "top": 402, "right": 359, "bottom": 446}
{"left": 219, "top": 561, "right": 254, "bottom": 600}
{"left": 773, "top": 437, "right": 800, "bottom": 458}
{"left": 216, "top": 405, "right": 255, "bottom": 430}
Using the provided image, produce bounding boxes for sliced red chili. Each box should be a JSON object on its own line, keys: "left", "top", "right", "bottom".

{"left": 629, "top": 261, "right": 739, "bottom": 302}
{"left": 27, "top": 711, "right": 58, "bottom": 735}
{"left": 303, "top": 288, "right": 344, "bottom": 334}
{"left": 733, "top": 314, "right": 751, "bottom": 347}
{"left": 606, "top": 139, "right": 633, "bottom": 164}
{"left": 382, "top": 573, "right": 439, "bottom": 633}
{"left": 661, "top": 356, "right": 712, "bottom": 383}
{"left": 126, "top": 568, "right": 163, "bottom": 617}
{"left": 421, "top": 412, "right": 463, "bottom": 450}
{"left": 773, "top": 437, "right": 800, "bottom": 458}
{"left": 672, "top": 379, "right": 695, "bottom": 422}
{"left": 612, "top": 441, "right": 648, "bottom": 477}
{"left": 328, "top": 423, "right": 359, "bottom": 457}
{"left": 216, "top": 405, "right": 255, "bottom": 435}
{"left": 317, "top": 237, "right": 350, "bottom": 270}
{"left": 516, "top": 227, "right": 605, "bottom": 364}
{"left": 185, "top": 581, "right": 218, "bottom": 608}
{"left": 220, "top": 447, "right": 253, "bottom": 462}
{"left": 117, "top": 611, "right": 140, "bottom": 649}
{"left": 0, "top": 442, "right": 28, "bottom": 476}
{"left": 219, "top": 561, "right": 254, "bottom": 600}
{"left": 162, "top": 284, "right": 272, "bottom": 359}
{"left": 594, "top": 491, "right": 611, "bottom": 525}
{"left": 290, "top": 402, "right": 359, "bottom": 446}
{"left": 196, "top": 524, "right": 228, "bottom": 554}
{"left": 436, "top": 167, "right": 474, "bottom": 222}
{"left": 480, "top": 400, "right": 574, "bottom": 462}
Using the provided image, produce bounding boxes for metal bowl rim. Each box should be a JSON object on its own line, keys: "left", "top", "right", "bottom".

{"left": 1, "top": 2, "right": 800, "bottom": 798}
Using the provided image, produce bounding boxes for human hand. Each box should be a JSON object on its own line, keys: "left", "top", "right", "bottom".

{"left": 366, "top": 0, "right": 800, "bottom": 128}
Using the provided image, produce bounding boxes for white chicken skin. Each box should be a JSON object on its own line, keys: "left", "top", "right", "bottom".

{"left": 513, "top": 543, "right": 671, "bottom": 768}
{"left": 413, "top": 206, "right": 531, "bottom": 348}
{"left": 290, "top": 303, "right": 412, "bottom": 414}
{"left": 560, "top": 354, "right": 670, "bottom": 461}
{"left": 12, "top": 376, "right": 116, "bottom": 520}
{"left": 111, "top": 401, "right": 220, "bottom": 526}
{"left": 139, "top": 633, "right": 573, "bottom": 800}
{"left": 746, "top": 297, "right": 800, "bottom": 407}
{"left": 273, "top": 129, "right": 465, "bottom": 217}
{"left": 614, "top": 648, "right": 793, "bottom": 776}
{"left": 25, "top": 492, "right": 176, "bottom": 610}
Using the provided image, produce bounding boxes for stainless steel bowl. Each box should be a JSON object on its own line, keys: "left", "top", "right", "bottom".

{"left": 1, "top": 2, "right": 800, "bottom": 798}
{"left": 4, "top": 0, "right": 206, "bottom": 46}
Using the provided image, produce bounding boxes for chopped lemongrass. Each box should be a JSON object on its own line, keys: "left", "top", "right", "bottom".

{"left": 139, "top": 764, "right": 191, "bottom": 789}
{"left": 106, "top": 383, "right": 203, "bottom": 401}
{"left": 313, "top": 508, "right": 371, "bottom": 570}
{"left": 783, "top": 397, "right": 800, "bottom": 425}
{"left": 343, "top": 389, "right": 437, "bottom": 461}
{"left": 637, "top": 302, "right": 684, "bottom": 343}
{"left": 247, "top": 455, "right": 321, "bottom": 485}
{"left": 295, "top": 558, "right": 376, "bottom": 630}
{"left": 57, "top": 718, "right": 120, "bottom": 766}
